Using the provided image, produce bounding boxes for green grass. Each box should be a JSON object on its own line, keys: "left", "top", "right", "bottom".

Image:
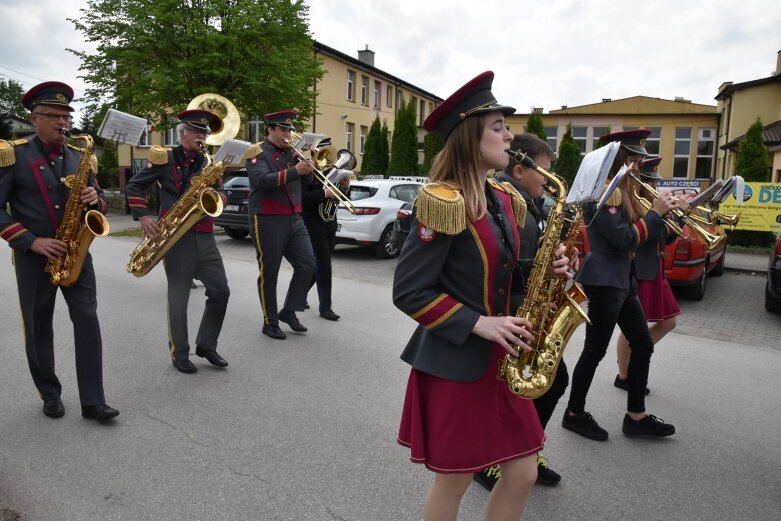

{"left": 109, "top": 228, "right": 143, "bottom": 238}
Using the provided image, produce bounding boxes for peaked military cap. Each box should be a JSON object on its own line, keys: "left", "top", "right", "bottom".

{"left": 423, "top": 71, "right": 515, "bottom": 142}
{"left": 264, "top": 110, "right": 298, "bottom": 130}
{"left": 639, "top": 157, "right": 663, "bottom": 181}
{"left": 22, "top": 81, "right": 75, "bottom": 112}
{"left": 599, "top": 128, "right": 651, "bottom": 156}
{"left": 177, "top": 109, "right": 223, "bottom": 133}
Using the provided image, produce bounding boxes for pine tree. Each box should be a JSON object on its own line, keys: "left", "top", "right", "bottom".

{"left": 735, "top": 118, "right": 770, "bottom": 182}
{"left": 361, "top": 116, "right": 385, "bottom": 176}
{"left": 380, "top": 120, "right": 390, "bottom": 176}
{"left": 421, "top": 132, "right": 443, "bottom": 176}
{"left": 554, "top": 123, "right": 582, "bottom": 187}
{"left": 526, "top": 112, "right": 547, "bottom": 141}
{"left": 387, "top": 99, "right": 418, "bottom": 177}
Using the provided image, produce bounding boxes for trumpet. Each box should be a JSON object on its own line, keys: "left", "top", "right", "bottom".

{"left": 687, "top": 206, "right": 741, "bottom": 231}
{"left": 626, "top": 172, "right": 726, "bottom": 251}
{"left": 285, "top": 131, "right": 356, "bottom": 214}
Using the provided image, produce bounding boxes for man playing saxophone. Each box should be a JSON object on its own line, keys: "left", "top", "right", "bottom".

{"left": 126, "top": 110, "right": 230, "bottom": 373}
{"left": 0, "top": 81, "right": 118, "bottom": 421}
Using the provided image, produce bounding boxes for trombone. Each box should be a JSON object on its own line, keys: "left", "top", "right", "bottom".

{"left": 285, "top": 131, "right": 356, "bottom": 214}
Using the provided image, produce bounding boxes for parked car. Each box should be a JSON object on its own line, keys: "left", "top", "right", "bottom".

{"left": 765, "top": 234, "right": 781, "bottom": 313}
{"left": 574, "top": 207, "right": 727, "bottom": 301}
{"left": 214, "top": 170, "right": 250, "bottom": 239}
{"left": 391, "top": 201, "right": 414, "bottom": 253}
{"left": 336, "top": 180, "right": 422, "bottom": 258}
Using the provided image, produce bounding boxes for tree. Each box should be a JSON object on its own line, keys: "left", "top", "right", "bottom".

{"left": 421, "top": 131, "right": 442, "bottom": 176}
{"left": 735, "top": 118, "right": 770, "bottom": 182}
{"left": 554, "top": 123, "right": 582, "bottom": 187}
{"left": 387, "top": 98, "right": 418, "bottom": 177}
{"left": 525, "top": 112, "right": 546, "bottom": 141}
{"left": 592, "top": 126, "right": 612, "bottom": 150}
{"left": 0, "top": 79, "right": 27, "bottom": 119}
{"left": 98, "top": 140, "right": 119, "bottom": 189}
{"left": 0, "top": 118, "right": 13, "bottom": 140}
{"left": 69, "top": 0, "right": 323, "bottom": 129}
{"left": 380, "top": 120, "right": 390, "bottom": 174}
{"left": 361, "top": 116, "right": 386, "bottom": 176}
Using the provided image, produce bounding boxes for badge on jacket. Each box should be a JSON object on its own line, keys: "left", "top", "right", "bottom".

{"left": 418, "top": 224, "right": 435, "bottom": 242}
{"left": 607, "top": 206, "right": 618, "bottom": 215}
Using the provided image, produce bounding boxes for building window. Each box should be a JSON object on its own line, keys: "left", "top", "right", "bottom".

{"left": 419, "top": 99, "right": 425, "bottom": 127}
{"left": 346, "top": 122, "right": 354, "bottom": 152}
{"left": 428, "top": 101, "right": 434, "bottom": 115}
{"left": 644, "top": 127, "right": 661, "bottom": 156}
{"left": 544, "top": 127, "right": 558, "bottom": 153}
{"left": 695, "top": 127, "right": 715, "bottom": 179}
{"left": 163, "top": 116, "right": 177, "bottom": 146}
{"left": 346, "top": 70, "right": 356, "bottom": 102}
{"left": 361, "top": 75, "right": 369, "bottom": 105}
{"left": 592, "top": 127, "right": 610, "bottom": 150}
{"left": 396, "top": 88, "right": 403, "bottom": 110}
{"left": 572, "top": 126, "right": 587, "bottom": 155}
{"left": 673, "top": 127, "right": 691, "bottom": 178}
{"left": 373, "top": 81, "right": 381, "bottom": 109}
{"left": 360, "top": 125, "right": 368, "bottom": 154}
{"left": 248, "top": 115, "right": 261, "bottom": 143}
{"left": 138, "top": 117, "right": 152, "bottom": 147}
{"left": 386, "top": 85, "right": 393, "bottom": 108}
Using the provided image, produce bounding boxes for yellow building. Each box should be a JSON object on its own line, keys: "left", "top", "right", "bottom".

{"left": 716, "top": 51, "right": 781, "bottom": 182}
{"left": 117, "top": 41, "right": 442, "bottom": 192}
{"left": 508, "top": 96, "right": 720, "bottom": 183}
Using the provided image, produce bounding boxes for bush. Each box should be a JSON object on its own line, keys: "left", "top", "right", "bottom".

{"left": 726, "top": 229, "right": 776, "bottom": 249}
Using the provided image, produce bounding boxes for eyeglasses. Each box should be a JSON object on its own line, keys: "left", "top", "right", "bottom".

{"left": 33, "top": 112, "right": 74, "bottom": 123}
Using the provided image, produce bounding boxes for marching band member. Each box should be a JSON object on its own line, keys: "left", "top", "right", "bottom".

{"left": 126, "top": 109, "right": 230, "bottom": 374}
{"left": 614, "top": 157, "right": 685, "bottom": 393}
{"left": 245, "top": 110, "right": 315, "bottom": 340}
{"left": 563, "top": 129, "right": 677, "bottom": 440}
{"left": 0, "top": 81, "right": 118, "bottom": 420}
{"left": 394, "top": 71, "right": 544, "bottom": 521}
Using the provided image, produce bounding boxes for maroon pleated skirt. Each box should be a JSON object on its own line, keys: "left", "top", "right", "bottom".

{"left": 637, "top": 258, "right": 681, "bottom": 322}
{"left": 397, "top": 344, "right": 544, "bottom": 474}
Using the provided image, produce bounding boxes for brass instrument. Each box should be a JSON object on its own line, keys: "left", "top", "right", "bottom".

{"left": 318, "top": 148, "right": 357, "bottom": 222}
{"left": 285, "top": 131, "right": 356, "bottom": 215}
{"left": 187, "top": 93, "right": 241, "bottom": 146}
{"left": 45, "top": 130, "right": 110, "bottom": 286}
{"left": 627, "top": 172, "right": 726, "bottom": 251}
{"left": 688, "top": 206, "right": 741, "bottom": 231}
{"left": 497, "top": 150, "right": 590, "bottom": 399}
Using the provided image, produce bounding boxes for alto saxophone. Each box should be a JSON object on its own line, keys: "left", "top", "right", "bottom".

{"left": 497, "top": 150, "right": 590, "bottom": 399}
{"left": 126, "top": 144, "right": 225, "bottom": 277}
{"left": 45, "top": 130, "right": 110, "bottom": 286}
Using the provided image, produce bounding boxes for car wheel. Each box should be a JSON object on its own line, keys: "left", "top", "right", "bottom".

{"left": 685, "top": 265, "right": 707, "bottom": 301}
{"left": 224, "top": 227, "right": 249, "bottom": 240}
{"left": 710, "top": 251, "right": 725, "bottom": 276}
{"left": 766, "top": 286, "right": 781, "bottom": 313}
{"left": 374, "top": 224, "right": 399, "bottom": 259}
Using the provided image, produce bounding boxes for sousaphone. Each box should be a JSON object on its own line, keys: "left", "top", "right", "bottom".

{"left": 187, "top": 93, "right": 241, "bottom": 145}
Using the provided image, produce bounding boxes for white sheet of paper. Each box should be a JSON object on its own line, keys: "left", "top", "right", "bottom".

{"left": 213, "top": 138, "right": 252, "bottom": 166}
{"left": 97, "top": 109, "right": 147, "bottom": 145}
{"left": 567, "top": 141, "right": 620, "bottom": 204}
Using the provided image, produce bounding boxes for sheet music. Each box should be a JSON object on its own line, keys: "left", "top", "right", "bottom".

{"left": 566, "top": 141, "right": 620, "bottom": 204}
{"left": 294, "top": 132, "right": 329, "bottom": 153}
{"left": 213, "top": 138, "right": 252, "bottom": 166}
{"left": 687, "top": 179, "right": 724, "bottom": 207}
{"left": 733, "top": 176, "right": 745, "bottom": 205}
{"left": 97, "top": 109, "right": 147, "bottom": 145}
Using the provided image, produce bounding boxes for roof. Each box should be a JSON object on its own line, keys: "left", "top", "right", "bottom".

{"left": 313, "top": 41, "right": 443, "bottom": 103}
{"left": 721, "top": 119, "right": 781, "bottom": 151}
{"left": 715, "top": 74, "right": 781, "bottom": 100}
{"left": 544, "top": 95, "right": 716, "bottom": 115}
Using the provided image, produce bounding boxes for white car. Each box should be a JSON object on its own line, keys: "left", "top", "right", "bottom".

{"left": 336, "top": 179, "right": 423, "bottom": 258}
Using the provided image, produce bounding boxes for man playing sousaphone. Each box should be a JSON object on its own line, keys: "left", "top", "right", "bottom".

{"left": 126, "top": 109, "right": 231, "bottom": 373}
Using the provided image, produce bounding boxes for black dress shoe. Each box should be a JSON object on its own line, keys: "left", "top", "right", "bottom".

{"left": 262, "top": 324, "right": 287, "bottom": 340}
{"left": 81, "top": 403, "right": 120, "bottom": 421}
{"left": 195, "top": 349, "right": 229, "bottom": 367}
{"left": 43, "top": 397, "right": 64, "bottom": 419}
{"left": 319, "top": 309, "right": 340, "bottom": 321}
{"left": 172, "top": 359, "right": 198, "bottom": 373}
{"left": 279, "top": 308, "right": 307, "bottom": 332}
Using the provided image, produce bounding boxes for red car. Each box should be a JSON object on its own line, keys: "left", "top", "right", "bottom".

{"left": 575, "top": 207, "right": 727, "bottom": 301}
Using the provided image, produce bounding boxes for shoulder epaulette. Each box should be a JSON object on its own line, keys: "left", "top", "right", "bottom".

{"left": 488, "top": 178, "right": 527, "bottom": 229}
{"left": 603, "top": 185, "right": 622, "bottom": 207}
{"left": 89, "top": 154, "right": 99, "bottom": 174}
{"left": 66, "top": 143, "right": 85, "bottom": 153}
{"left": 415, "top": 182, "right": 466, "bottom": 235}
{"left": 0, "top": 139, "right": 16, "bottom": 167}
{"left": 243, "top": 141, "right": 264, "bottom": 161}
{"left": 148, "top": 145, "right": 169, "bottom": 165}
{"left": 11, "top": 138, "right": 28, "bottom": 146}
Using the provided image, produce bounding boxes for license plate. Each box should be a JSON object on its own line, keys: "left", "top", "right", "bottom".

{"left": 225, "top": 204, "right": 239, "bottom": 212}
{"left": 337, "top": 224, "right": 342, "bottom": 231}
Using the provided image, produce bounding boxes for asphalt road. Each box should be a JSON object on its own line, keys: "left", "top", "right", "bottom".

{"left": 1, "top": 234, "right": 779, "bottom": 521}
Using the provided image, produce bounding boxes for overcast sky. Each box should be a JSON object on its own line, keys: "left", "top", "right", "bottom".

{"left": 1, "top": 0, "right": 779, "bottom": 120}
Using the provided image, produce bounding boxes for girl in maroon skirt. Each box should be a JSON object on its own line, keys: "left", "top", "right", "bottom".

{"left": 392, "top": 71, "right": 569, "bottom": 520}
{"left": 614, "top": 158, "right": 687, "bottom": 392}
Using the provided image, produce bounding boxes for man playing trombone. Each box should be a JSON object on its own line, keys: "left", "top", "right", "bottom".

{"left": 246, "top": 110, "right": 315, "bottom": 340}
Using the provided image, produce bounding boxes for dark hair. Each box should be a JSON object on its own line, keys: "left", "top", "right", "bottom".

{"left": 503, "top": 133, "right": 554, "bottom": 175}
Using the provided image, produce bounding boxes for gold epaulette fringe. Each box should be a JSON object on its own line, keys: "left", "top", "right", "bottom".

{"left": 489, "top": 179, "right": 527, "bottom": 229}
{"left": 604, "top": 186, "right": 622, "bottom": 207}
{"left": 0, "top": 140, "right": 15, "bottom": 167}
{"left": 243, "top": 141, "right": 263, "bottom": 161}
{"left": 148, "top": 146, "right": 169, "bottom": 165}
{"left": 415, "top": 182, "right": 466, "bottom": 235}
{"left": 89, "top": 154, "right": 99, "bottom": 174}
